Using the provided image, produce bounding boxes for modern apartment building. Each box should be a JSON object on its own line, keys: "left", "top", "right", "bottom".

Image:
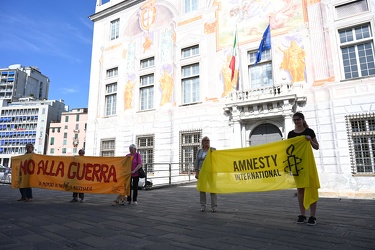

{"left": 86, "top": 0, "right": 375, "bottom": 197}
{"left": 47, "top": 108, "right": 88, "bottom": 156}
{"left": 0, "top": 64, "right": 49, "bottom": 103}
{"left": 0, "top": 98, "right": 65, "bottom": 167}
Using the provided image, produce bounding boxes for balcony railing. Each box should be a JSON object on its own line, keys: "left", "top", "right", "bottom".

{"left": 225, "top": 83, "right": 303, "bottom": 104}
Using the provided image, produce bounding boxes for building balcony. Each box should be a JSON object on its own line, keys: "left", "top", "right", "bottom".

{"left": 224, "top": 82, "right": 306, "bottom": 121}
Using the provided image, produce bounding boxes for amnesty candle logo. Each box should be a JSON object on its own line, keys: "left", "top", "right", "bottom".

{"left": 197, "top": 136, "right": 320, "bottom": 210}
{"left": 284, "top": 144, "right": 303, "bottom": 176}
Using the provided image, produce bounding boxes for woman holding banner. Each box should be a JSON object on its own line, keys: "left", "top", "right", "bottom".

{"left": 70, "top": 149, "right": 86, "bottom": 202}
{"left": 124, "top": 144, "right": 142, "bottom": 206}
{"left": 194, "top": 136, "right": 217, "bottom": 212}
{"left": 18, "top": 143, "right": 34, "bottom": 202}
{"left": 288, "top": 112, "right": 320, "bottom": 226}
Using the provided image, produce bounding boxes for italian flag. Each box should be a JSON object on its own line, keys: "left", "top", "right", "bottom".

{"left": 229, "top": 32, "right": 237, "bottom": 81}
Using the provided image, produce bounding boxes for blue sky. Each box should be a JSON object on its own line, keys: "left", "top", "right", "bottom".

{"left": 0, "top": 0, "right": 97, "bottom": 109}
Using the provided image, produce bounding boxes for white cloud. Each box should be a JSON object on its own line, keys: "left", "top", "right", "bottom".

{"left": 60, "top": 88, "right": 79, "bottom": 94}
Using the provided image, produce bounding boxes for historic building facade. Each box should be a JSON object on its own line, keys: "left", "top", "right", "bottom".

{"left": 0, "top": 98, "right": 65, "bottom": 167}
{"left": 47, "top": 108, "right": 88, "bottom": 156}
{"left": 0, "top": 64, "right": 49, "bottom": 103}
{"left": 86, "top": 0, "right": 375, "bottom": 197}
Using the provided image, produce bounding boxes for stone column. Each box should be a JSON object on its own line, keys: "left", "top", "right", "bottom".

{"left": 231, "top": 105, "right": 242, "bottom": 148}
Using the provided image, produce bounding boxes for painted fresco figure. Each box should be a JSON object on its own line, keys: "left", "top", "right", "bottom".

{"left": 194, "top": 136, "right": 217, "bottom": 212}
{"left": 18, "top": 143, "right": 34, "bottom": 202}
{"left": 222, "top": 55, "right": 239, "bottom": 97}
{"left": 280, "top": 41, "right": 306, "bottom": 83}
{"left": 159, "top": 69, "right": 173, "bottom": 106}
{"left": 124, "top": 80, "right": 135, "bottom": 110}
{"left": 287, "top": 112, "right": 320, "bottom": 226}
{"left": 71, "top": 149, "right": 85, "bottom": 203}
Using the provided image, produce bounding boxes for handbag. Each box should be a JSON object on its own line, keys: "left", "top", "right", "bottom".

{"left": 135, "top": 152, "right": 146, "bottom": 178}
{"left": 138, "top": 167, "right": 146, "bottom": 178}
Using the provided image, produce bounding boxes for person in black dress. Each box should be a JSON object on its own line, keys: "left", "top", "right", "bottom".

{"left": 288, "top": 112, "right": 319, "bottom": 225}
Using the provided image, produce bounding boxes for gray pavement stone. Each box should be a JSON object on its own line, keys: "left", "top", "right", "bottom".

{"left": 0, "top": 184, "right": 374, "bottom": 249}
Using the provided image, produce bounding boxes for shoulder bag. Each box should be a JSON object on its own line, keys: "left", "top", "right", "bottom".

{"left": 136, "top": 153, "right": 146, "bottom": 178}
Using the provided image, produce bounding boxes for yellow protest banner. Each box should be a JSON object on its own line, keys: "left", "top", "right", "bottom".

{"left": 197, "top": 136, "right": 320, "bottom": 210}
{"left": 11, "top": 154, "right": 132, "bottom": 195}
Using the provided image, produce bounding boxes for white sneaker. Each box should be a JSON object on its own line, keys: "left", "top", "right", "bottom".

{"left": 133, "top": 201, "right": 138, "bottom": 206}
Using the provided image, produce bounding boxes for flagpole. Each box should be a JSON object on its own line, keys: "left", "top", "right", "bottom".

{"left": 268, "top": 17, "right": 276, "bottom": 95}
{"left": 236, "top": 23, "right": 242, "bottom": 92}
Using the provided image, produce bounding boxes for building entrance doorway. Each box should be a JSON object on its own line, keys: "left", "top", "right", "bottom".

{"left": 249, "top": 123, "right": 282, "bottom": 146}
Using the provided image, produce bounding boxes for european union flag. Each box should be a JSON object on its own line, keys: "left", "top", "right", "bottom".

{"left": 254, "top": 24, "right": 271, "bottom": 65}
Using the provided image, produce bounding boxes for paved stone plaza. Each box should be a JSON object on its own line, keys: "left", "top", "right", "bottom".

{"left": 0, "top": 184, "right": 374, "bottom": 249}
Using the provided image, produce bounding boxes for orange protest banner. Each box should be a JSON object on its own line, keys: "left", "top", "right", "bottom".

{"left": 11, "top": 154, "right": 132, "bottom": 195}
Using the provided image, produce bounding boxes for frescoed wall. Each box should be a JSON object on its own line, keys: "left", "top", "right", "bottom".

{"left": 215, "top": 0, "right": 304, "bottom": 49}
{"left": 214, "top": 0, "right": 309, "bottom": 91}
{"left": 278, "top": 35, "right": 306, "bottom": 83}
{"left": 98, "top": 0, "right": 176, "bottom": 111}
{"left": 101, "top": 0, "right": 313, "bottom": 107}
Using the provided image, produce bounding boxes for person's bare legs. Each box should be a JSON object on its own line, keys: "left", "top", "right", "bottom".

{"left": 310, "top": 202, "right": 317, "bottom": 217}
{"left": 297, "top": 188, "right": 305, "bottom": 215}
{"left": 210, "top": 193, "right": 217, "bottom": 212}
{"left": 200, "top": 192, "right": 206, "bottom": 211}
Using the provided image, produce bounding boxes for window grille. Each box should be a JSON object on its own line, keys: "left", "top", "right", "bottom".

{"left": 346, "top": 113, "right": 375, "bottom": 174}
{"left": 180, "top": 130, "right": 201, "bottom": 173}
{"left": 137, "top": 135, "right": 154, "bottom": 172}
{"left": 336, "top": 0, "right": 368, "bottom": 19}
